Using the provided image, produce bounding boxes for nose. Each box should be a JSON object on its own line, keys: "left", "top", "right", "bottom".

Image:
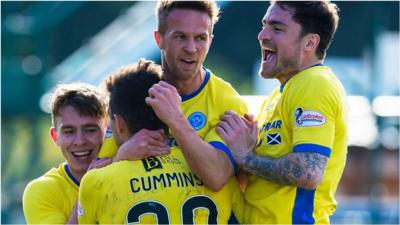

{"left": 73, "top": 130, "right": 87, "bottom": 145}
{"left": 183, "top": 38, "right": 197, "bottom": 53}
{"left": 258, "top": 27, "right": 271, "bottom": 42}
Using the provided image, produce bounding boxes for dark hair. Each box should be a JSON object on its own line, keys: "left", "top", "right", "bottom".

{"left": 50, "top": 82, "right": 108, "bottom": 128}
{"left": 156, "top": 0, "right": 220, "bottom": 34}
{"left": 105, "top": 59, "right": 168, "bottom": 135}
{"left": 271, "top": 1, "right": 340, "bottom": 59}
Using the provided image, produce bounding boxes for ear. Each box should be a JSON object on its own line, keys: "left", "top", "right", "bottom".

{"left": 50, "top": 127, "right": 58, "bottom": 143}
{"left": 114, "top": 114, "right": 127, "bottom": 135}
{"left": 154, "top": 31, "right": 163, "bottom": 49}
{"left": 303, "top": 33, "right": 320, "bottom": 52}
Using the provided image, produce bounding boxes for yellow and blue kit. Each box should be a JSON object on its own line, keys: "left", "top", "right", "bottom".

{"left": 23, "top": 162, "right": 79, "bottom": 224}
{"left": 99, "top": 68, "right": 248, "bottom": 173}
{"left": 243, "top": 65, "right": 348, "bottom": 224}
{"left": 78, "top": 146, "right": 244, "bottom": 224}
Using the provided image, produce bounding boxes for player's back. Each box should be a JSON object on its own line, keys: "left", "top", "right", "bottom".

{"left": 78, "top": 147, "right": 241, "bottom": 224}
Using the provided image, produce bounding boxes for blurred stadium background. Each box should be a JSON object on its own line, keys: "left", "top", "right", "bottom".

{"left": 1, "top": 1, "right": 399, "bottom": 224}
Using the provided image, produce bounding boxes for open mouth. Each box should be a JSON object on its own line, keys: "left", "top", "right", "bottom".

{"left": 263, "top": 48, "right": 276, "bottom": 62}
{"left": 181, "top": 58, "right": 196, "bottom": 64}
{"left": 71, "top": 150, "right": 92, "bottom": 158}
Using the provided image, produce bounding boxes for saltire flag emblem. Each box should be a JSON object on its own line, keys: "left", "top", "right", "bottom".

{"left": 267, "top": 133, "right": 281, "bottom": 145}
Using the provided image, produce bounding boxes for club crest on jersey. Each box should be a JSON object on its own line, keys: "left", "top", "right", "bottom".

{"left": 188, "top": 112, "right": 206, "bottom": 130}
{"left": 294, "top": 108, "right": 326, "bottom": 127}
{"left": 142, "top": 157, "right": 163, "bottom": 172}
{"left": 267, "top": 133, "right": 281, "bottom": 145}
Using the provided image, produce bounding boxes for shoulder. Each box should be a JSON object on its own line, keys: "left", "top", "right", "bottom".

{"left": 209, "top": 73, "right": 239, "bottom": 94}
{"left": 287, "top": 66, "right": 344, "bottom": 100}
{"left": 24, "top": 167, "right": 64, "bottom": 196}
{"left": 208, "top": 73, "right": 248, "bottom": 114}
{"left": 23, "top": 167, "right": 67, "bottom": 211}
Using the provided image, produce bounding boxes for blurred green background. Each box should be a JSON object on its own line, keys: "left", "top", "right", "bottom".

{"left": 2, "top": 1, "right": 399, "bottom": 224}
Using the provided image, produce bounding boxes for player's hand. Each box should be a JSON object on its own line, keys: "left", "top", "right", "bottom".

{"left": 113, "top": 129, "right": 170, "bottom": 162}
{"left": 145, "top": 81, "right": 185, "bottom": 127}
{"left": 87, "top": 157, "right": 112, "bottom": 171}
{"left": 217, "top": 111, "right": 258, "bottom": 166}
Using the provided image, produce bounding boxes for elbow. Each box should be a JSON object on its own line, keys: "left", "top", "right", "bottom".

{"left": 298, "top": 174, "right": 323, "bottom": 190}
{"left": 204, "top": 172, "right": 230, "bottom": 192}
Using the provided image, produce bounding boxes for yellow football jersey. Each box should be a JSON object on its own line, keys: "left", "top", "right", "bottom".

{"left": 23, "top": 162, "right": 79, "bottom": 224}
{"left": 244, "top": 65, "right": 348, "bottom": 224}
{"left": 98, "top": 69, "right": 248, "bottom": 172}
{"left": 78, "top": 147, "right": 244, "bottom": 224}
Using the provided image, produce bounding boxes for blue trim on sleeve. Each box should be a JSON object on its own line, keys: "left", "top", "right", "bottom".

{"left": 209, "top": 141, "right": 238, "bottom": 174}
{"left": 64, "top": 164, "right": 80, "bottom": 187}
{"left": 181, "top": 69, "right": 210, "bottom": 101}
{"left": 292, "top": 188, "right": 316, "bottom": 224}
{"left": 293, "top": 144, "right": 331, "bottom": 158}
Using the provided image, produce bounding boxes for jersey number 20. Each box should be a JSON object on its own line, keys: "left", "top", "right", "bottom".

{"left": 126, "top": 195, "right": 218, "bottom": 224}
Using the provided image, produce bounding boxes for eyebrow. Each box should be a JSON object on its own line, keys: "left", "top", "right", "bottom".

{"left": 263, "top": 19, "right": 287, "bottom": 27}
{"left": 60, "top": 124, "right": 99, "bottom": 129}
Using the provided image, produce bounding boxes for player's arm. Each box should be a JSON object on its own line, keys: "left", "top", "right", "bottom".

{"left": 241, "top": 152, "right": 327, "bottom": 189}
{"left": 217, "top": 111, "right": 328, "bottom": 190}
{"left": 146, "top": 81, "right": 234, "bottom": 191}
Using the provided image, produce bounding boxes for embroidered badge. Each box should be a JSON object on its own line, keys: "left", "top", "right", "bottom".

{"left": 266, "top": 133, "right": 281, "bottom": 145}
{"left": 188, "top": 112, "right": 206, "bottom": 130}
{"left": 294, "top": 108, "right": 326, "bottom": 127}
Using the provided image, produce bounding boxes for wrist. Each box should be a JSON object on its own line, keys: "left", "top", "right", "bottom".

{"left": 241, "top": 151, "right": 255, "bottom": 168}
{"left": 168, "top": 114, "right": 191, "bottom": 133}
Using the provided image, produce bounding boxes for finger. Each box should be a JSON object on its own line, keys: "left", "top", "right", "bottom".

{"left": 144, "top": 129, "right": 168, "bottom": 142}
{"left": 146, "top": 147, "right": 171, "bottom": 156}
{"left": 148, "top": 85, "right": 164, "bottom": 98}
{"left": 158, "top": 81, "right": 175, "bottom": 89}
{"left": 220, "top": 114, "right": 243, "bottom": 131}
{"left": 251, "top": 121, "right": 258, "bottom": 141}
{"left": 244, "top": 113, "right": 255, "bottom": 122}
{"left": 218, "top": 120, "right": 233, "bottom": 134}
{"left": 145, "top": 96, "right": 156, "bottom": 107}
{"left": 224, "top": 110, "right": 239, "bottom": 117}
{"left": 147, "top": 138, "right": 169, "bottom": 148}
{"left": 95, "top": 158, "right": 112, "bottom": 168}
{"left": 216, "top": 126, "right": 229, "bottom": 140}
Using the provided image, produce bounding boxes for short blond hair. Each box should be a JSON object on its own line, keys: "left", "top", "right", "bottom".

{"left": 156, "top": 0, "right": 220, "bottom": 34}
{"left": 50, "top": 82, "right": 108, "bottom": 128}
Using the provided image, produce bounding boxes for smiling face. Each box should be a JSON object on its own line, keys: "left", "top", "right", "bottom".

{"left": 155, "top": 9, "right": 212, "bottom": 87}
{"left": 51, "top": 105, "right": 107, "bottom": 179}
{"left": 258, "top": 4, "right": 304, "bottom": 83}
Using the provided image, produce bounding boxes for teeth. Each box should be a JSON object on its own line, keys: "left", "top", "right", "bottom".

{"left": 182, "top": 59, "right": 194, "bottom": 63}
{"left": 73, "top": 151, "right": 91, "bottom": 156}
{"left": 265, "top": 48, "right": 275, "bottom": 52}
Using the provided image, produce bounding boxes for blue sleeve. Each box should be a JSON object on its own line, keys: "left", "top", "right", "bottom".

{"left": 293, "top": 144, "right": 331, "bottom": 157}
{"left": 209, "top": 141, "right": 238, "bottom": 174}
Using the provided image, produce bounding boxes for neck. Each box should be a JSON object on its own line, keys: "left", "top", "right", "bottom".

{"left": 278, "top": 59, "right": 323, "bottom": 84}
{"left": 163, "top": 69, "right": 205, "bottom": 96}
{"left": 67, "top": 164, "right": 84, "bottom": 183}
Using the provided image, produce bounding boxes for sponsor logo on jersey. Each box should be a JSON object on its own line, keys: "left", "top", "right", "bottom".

{"left": 294, "top": 108, "right": 326, "bottom": 127}
{"left": 142, "top": 157, "right": 163, "bottom": 172}
{"left": 260, "top": 120, "right": 282, "bottom": 131}
{"left": 266, "top": 133, "right": 281, "bottom": 145}
{"left": 188, "top": 112, "right": 206, "bottom": 130}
